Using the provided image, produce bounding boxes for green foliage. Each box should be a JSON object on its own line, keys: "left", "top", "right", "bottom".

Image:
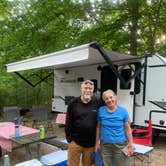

{"left": 0, "top": 0, "right": 165, "bottom": 109}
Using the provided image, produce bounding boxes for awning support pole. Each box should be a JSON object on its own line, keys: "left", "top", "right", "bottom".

{"left": 90, "top": 42, "right": 128, "bottom": 87}
{"left": 15, "top": 72, "right": 53, "bottom": 87}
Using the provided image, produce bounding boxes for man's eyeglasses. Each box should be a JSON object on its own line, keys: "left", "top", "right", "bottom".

{"left": 83, "top": 80, "right": 94, "bottom": 85}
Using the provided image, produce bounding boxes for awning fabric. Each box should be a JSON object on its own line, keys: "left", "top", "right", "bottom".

{"left": 6, "top": 42, "right": 144, "bottom": 73}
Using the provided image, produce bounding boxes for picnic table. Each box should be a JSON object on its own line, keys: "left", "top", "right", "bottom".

{"left": 0, "top": 122, "right": 57, "bottom": 159}
{"left": 10, "top": 133, "right": 57, "bottom": 159}
{"left": 0, "top": 122, "right": 39, "bottom": 152}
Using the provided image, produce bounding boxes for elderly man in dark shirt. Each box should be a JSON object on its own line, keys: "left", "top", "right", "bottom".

{"left": 65, "top": 80, "right": 100, "bottom": 166}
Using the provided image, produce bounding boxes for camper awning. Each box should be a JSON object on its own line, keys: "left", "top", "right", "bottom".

{"left": 6, "top": 42, "right": 144, "bottom": 72}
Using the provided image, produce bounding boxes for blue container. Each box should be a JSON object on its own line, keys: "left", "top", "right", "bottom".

{"left": 40, "top": 150, "right": 67, "bottom": 166}
{"left": 14, "top": 159, "right": 42, "bottom": 166}
{"left": 52, "top": 160, "right": 67, "bottom": 166}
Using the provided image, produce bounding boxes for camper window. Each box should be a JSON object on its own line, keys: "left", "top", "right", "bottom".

{"left": 91, "top": 79, "right": 97, "bottom": 93}
{"left": 120, "top": 69, "right": 131, "bottom": 89}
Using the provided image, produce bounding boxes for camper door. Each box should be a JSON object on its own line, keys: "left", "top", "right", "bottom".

{"left": 117, "top": 66, "right": 135, "bottom": 122}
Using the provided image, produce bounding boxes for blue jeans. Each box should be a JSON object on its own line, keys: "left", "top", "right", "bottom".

{"left": 101, "top": 141, "right": 131, "bottom": 166}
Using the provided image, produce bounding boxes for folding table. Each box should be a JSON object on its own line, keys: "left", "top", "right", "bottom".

{"left": 133, "top": 143, "right": 153, "bottom": 166}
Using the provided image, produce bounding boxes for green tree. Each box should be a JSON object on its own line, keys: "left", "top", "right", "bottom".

{"left": 0, "top": 0, "right": 165, "bottom": 109}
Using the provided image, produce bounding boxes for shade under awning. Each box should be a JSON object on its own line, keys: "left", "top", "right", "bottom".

{"left": 105, "top": 50, "right": 143, "bottom": 66}
{"left": 6, "top": 42, "right": 144, "bottom": 73}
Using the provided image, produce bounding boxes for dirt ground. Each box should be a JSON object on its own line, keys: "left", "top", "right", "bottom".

{"left": 0, "top": 120, "right": 166, "bottom": 166}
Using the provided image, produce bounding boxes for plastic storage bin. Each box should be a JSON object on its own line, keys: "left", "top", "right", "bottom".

{"left": 14, "top": 159, "right": 42, "bottom": 166}
{"left": 40, "top": 150, "right": 67, "bottom": 166}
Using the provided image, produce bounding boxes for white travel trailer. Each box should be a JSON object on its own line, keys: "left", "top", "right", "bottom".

{"left": 6, "top": 42, "right": 166, "bottom": 135}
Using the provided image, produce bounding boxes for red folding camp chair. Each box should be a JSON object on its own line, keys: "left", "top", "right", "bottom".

{"left": 132, "top": 120, "right": 152, "bottom": 146}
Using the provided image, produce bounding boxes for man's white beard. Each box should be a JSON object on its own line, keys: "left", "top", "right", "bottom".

{"left": 83, "top": 94, "right": 91, "bottom": 100}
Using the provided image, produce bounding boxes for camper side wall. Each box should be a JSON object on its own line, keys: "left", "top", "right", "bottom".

{"left": 135, "top": 55, "right": 166, "bottom": 131}
{"left": 52, "top": 65, "right": 101, "bottom": 112}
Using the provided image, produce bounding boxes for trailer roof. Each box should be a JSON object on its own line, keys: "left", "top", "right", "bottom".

{"left": 6, "top": 42, "right": 144, "bottom": 72}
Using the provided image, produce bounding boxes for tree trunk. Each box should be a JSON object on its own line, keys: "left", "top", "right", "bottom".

{"left": 128, "top": 0, "right": 139, "bottom": 56}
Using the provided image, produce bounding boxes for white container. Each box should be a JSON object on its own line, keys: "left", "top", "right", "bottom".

{"left": 40, "top": 150, "right": 67, "bottom": 166}
{"left": 14, "top": 159, "right": 42, "bottom": 166}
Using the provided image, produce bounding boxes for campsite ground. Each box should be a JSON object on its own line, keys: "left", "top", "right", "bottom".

{"left": 0, "top": 114, "right": 166, "bottom": 166}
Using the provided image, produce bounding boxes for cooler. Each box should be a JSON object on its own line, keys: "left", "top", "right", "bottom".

{"left": 14, "top": 159, "right": 42, "bottom": 166}
{"left": 40, "top": 150, "right": 67, "bottom": 166}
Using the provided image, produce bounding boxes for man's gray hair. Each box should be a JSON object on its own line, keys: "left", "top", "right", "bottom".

{"left": 81, "top": 80, "right": 94, "bottom": 86}
{"left": 102, "top": 89, "right": 116, "bottom": 100}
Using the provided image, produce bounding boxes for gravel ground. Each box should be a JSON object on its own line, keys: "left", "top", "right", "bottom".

{"left": 0, "top": 121, "right": 166, "bottom": 166}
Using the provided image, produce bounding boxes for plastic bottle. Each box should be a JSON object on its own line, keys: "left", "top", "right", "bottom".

{"left": 3, "top": 154, "right": 10, "bottom": 166}
{"left": 39, "top": 125, "right": 45, "bottom": 139}
{"left": 14, "top": 124, "right": 20, "bottom": 138}
{"left": 14, "top": 117, "right": 20, "bottom": 138}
